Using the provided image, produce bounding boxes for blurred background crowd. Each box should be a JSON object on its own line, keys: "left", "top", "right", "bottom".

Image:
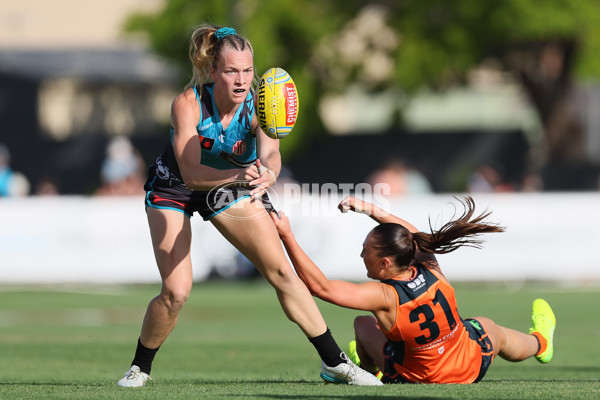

{"left": 2, "top": 0, "right": 600, "bottom": 198}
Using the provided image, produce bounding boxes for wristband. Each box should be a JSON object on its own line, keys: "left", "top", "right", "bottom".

{"left": 258, "top": 165, "right": 277, "bottom": 186}
{"left": 353, "top": 202, "right": 372, "bottom": 215}
{"left": 267, "top": 169, "right": 277, "bottom": 185}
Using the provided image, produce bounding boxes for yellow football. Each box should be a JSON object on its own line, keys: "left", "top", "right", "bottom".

{"left": 257, "top": 68, "right": 299, "bottom": 139}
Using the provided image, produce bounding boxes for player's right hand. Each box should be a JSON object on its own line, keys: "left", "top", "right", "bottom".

{"left": 339, "top": 196, "right": 360, "bottom": 213}
{"left": 339, "top": 196, "right": 374, "bottom": 215}
{"left": 238, "top": 163, "right": 260, "bottom": 182}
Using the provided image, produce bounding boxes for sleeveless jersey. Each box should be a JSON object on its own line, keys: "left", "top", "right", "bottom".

{"left": 150, "top": 83, "right": 257, "bottom": 189}
{"left": 0, "top": 168, "right": 13, "bottom": 197}
{"left": 380, "top": 263, "right": 484, "bottom": 383}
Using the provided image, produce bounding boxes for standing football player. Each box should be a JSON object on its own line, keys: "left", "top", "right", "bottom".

{"left": 116, "top": 24, "right": 381, "bottom": 387}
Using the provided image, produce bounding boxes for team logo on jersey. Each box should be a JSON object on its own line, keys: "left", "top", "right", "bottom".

{"left": 438, "top": 346, "right": 445, "bottom": 355}
{"left": 232, "top": 140, "right": 246, "bottom": 155}
{"left": 407, "top": 274, "right": 426, "bottom": 291}
{"left": 199, "top": 135, "right": 215, "bottom": 150}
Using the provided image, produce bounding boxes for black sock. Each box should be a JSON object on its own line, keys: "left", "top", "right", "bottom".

{"left": 309, "top": 328, "right": 344, "bottom": 367}
{"left": 533, "top": 333, "right": 541, "bottom": 355}
{"left": 131, "top": 338, "right": 160, "bottom": 375}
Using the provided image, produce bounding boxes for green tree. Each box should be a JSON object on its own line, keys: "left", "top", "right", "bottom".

{"left": 124, "top": 0, "right": 364, "bottom": 155}
{"left": 126, "top": 0, "right": 600, "bottom": 172}
{"left": 383, "top": 0, "right": 600, "bottom": 171}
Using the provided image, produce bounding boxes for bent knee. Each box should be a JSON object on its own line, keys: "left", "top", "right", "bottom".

{"left": 260, "top": 262, "right": 297, "bottom": 287}
{"left": 354, "top": 315, "right": 377, "bottom": 332}
{"left": 159, "top": 287, "right": 191, "bottom": 312}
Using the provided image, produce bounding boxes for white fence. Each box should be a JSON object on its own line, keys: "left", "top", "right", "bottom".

{"left": 1, "top": 193, "right": 599, "bottom": 284}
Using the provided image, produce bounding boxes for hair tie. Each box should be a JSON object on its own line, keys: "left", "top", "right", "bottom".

{"left": 215, "top": 27, "right": 237, "bottom": 40}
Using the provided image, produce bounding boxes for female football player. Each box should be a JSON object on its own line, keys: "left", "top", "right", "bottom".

{"left": 270, "top": 196, "right": 556, "bottom": 384}
{"left": 116, "top": 25, "right": 380, "bottom": 387}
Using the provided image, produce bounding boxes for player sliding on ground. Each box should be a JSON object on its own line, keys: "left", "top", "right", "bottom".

{"left": 270, "top": 196, "right": 556, "bottom": 384}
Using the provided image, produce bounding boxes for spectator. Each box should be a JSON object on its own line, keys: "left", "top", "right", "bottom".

{"left": 34, "top": 176, "right": 60, "bottom": 196}
{"left": 0, "top": 143, "right": 30, "bottom": 197}
{"left": 520, "top": 170, "right": 544, "bottom": 192}
{"left": 367, "top": 159, "right": 432, "bottom": 196}
{"left": 96, "top": 136, "right": 146, "bottom": 196}
{"left": 467, "top": 164, "right": 515, "bottom": 193}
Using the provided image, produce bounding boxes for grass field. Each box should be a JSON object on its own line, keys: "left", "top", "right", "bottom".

{"left": 0, "top": 280, "right": 599, "bottom": 399}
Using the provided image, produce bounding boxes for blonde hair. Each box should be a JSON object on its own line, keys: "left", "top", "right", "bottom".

{"left": 185, "top": 24, "right": 256, "bottom": 90}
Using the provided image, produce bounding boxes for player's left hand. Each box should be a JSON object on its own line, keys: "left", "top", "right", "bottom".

{"left": 250, "top": 159, "right": 276, "bottom": 200}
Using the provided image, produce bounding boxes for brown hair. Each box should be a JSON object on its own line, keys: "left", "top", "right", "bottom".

{"left": 369, "top": 196, "right": 504, "bottom": 268}
{"left": 185, "top": 24, "right": 256, "bottom": 90}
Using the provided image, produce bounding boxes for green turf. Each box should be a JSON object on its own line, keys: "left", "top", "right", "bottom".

{"left": 0, "top": 281, "right": 598, "bottom": 399}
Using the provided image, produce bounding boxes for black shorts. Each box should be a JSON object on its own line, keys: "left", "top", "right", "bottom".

{"left": 463, "top": 318, "right": 494, "bottom": 383}
{"left": 381, "top": 341, "right": 411, "bottom": 384}
{"left": 144, "top": 177, "right": 273, "bottom": 220}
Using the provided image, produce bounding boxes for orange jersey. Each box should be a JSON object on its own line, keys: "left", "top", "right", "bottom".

{"left": 380, "top": 263, "right": 491, "bottom": 384}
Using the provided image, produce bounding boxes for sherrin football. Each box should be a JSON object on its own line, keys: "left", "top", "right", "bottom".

{"left": 257, "top": 68, "right": 299, "bottom": 139}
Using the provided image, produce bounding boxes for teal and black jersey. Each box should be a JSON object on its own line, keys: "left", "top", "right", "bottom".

{"left": 143, "top": 83, "right": 269, "bottom": 220}
{"left": 148, "top": 83, "right": 257, "bottom": 189}
{"left": 189, "top": 83, "right": 257, "bottom": 170}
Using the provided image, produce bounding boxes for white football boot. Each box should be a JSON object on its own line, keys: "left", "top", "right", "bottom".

{"left": 117, "top": 365, "right": 152, "bottom": 387}
{"left": 320, "top": 352, "right": 383, "bottom": 386}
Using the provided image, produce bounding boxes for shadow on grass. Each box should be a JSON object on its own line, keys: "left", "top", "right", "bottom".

{"left": 0, "top": 380, "right": 330, "bottom": 387}
{"left": 486, "top": 363, "right": 600, "bottom": 381}
{"left": 229, "top": 396, "right": 436, "bottom": 400}
{"left": 483, "top": 379, "right": 600, "bottom": 383}
{"left": 0, "top": 382, "right": 104, "bottom": 387}
{"left": 2, "top": 373, "right": 599, "bottom": 387}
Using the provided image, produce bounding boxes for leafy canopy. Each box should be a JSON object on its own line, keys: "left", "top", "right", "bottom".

{"left": 125, "top": 0, "right": 600, "bottom": 152}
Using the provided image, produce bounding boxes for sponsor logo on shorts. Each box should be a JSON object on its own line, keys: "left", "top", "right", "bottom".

{"left": 155, "top": 157, "right": 181, "bottom": 185}
{"left": 469, "top": 320, "right": 483, "bottom": 331}
{"left": 152, "top": 195, "right": 188, "bottom": 208}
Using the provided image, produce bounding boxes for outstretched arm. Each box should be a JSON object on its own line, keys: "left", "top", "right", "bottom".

{"left": 338, "top": 196, "right": 419, "bottom": 232}
{"left": 338, "top": 196, "right": 437, "bottom": 264}
{"left": 269, "top": 211, "right": 388, "bottom": 313}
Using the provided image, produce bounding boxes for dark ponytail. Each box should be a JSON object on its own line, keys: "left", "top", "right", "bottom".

{"left": 370, "top": 223, "right": 415, "bottom": 268}
{"left": 369, "top": 196, "right": 504, "bottom": 268}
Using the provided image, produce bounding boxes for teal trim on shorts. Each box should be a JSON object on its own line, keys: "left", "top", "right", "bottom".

{"left": 204, "top": 194, "right": 251, "bottom": 221}
{"left": 146, "top": 202, "right": 193, "bottom": 218}
{"left": 145, "top": 191, "right": 193, "bottom": 218}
